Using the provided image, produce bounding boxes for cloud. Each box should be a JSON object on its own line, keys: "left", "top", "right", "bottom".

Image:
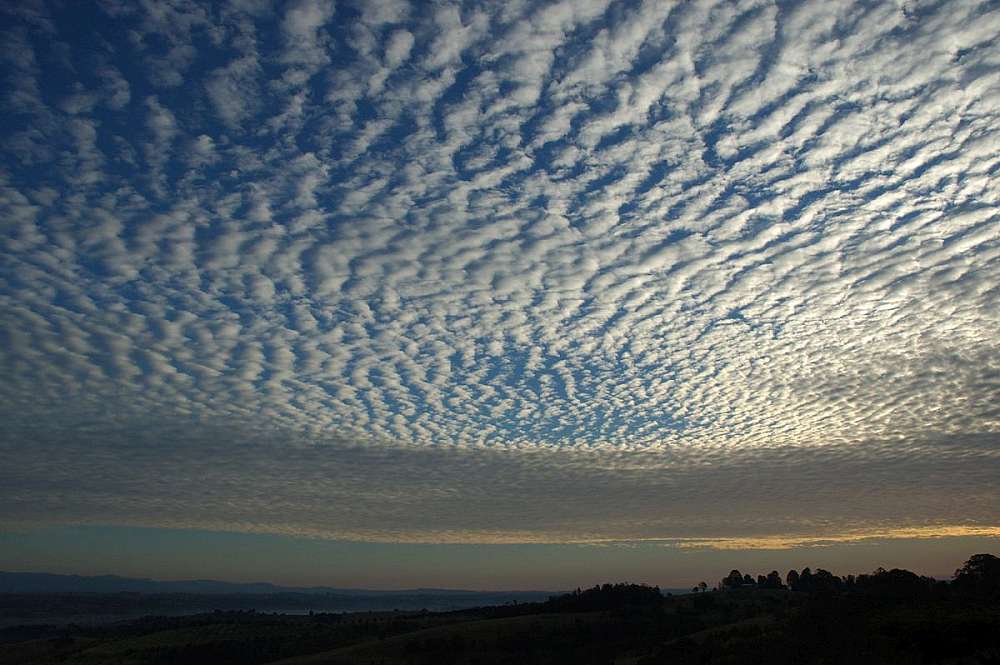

{"left": 281, "top": 0, "right": 333, "bottom": 67}
{"left": 383, "top": 29, "right": 413, "bottom": 69}
{"left": 205, "top": 53, "right": 261, "bottom": 127}
{"left": 666, "top": 526, "right": 1000, "bottom": 552}
{"left": 0, "top": 0, "right": 997, "bottom": 545}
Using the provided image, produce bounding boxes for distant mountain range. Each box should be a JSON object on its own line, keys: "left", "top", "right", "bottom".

{"left": 0, "top": 571, "right": 553, "bottom": 598}
{"left": 0, "top": 572, "right": 705, "bottom": 627}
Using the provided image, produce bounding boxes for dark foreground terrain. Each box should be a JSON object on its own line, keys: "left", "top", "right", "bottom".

{"left": 2, "top": 554, "right": 998, "bottom": 664}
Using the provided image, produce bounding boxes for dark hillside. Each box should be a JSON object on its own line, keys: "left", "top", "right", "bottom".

{"left": 1, "top": 554, "right": 997, "bottom": 664}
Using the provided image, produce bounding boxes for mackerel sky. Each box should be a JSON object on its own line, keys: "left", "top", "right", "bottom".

{"left": 1, "top": 0, "right": 998, "bottom": 580}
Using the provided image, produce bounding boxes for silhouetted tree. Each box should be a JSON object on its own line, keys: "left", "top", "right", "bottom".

{"left": 765, "top": 571, "right": 783, "bottom": 589}
{"left": 853, "top": 567, "right": 935, "bottom": 600}
{"left": 786, "top": 569, "right": 800, "bottom": 590}
{"left": 799, "top": 567, "right": 813, "bottom": 592}
{"left": 953, "top": 553, "right": 1000, "bottom": 597}
{"left": 724, "top": 570, "right": 744, "bottom": 589}
{"left": 544, "top": 583, "right": 662, "bottom": 612}
{"left": 757, "top": 574, "right": 767, "bottom": 586}
{"left": 811, "top": 569, "right": 842, "bottom": 592}
{"left": 698, "top": 581, "right": 708, "bottom": 593}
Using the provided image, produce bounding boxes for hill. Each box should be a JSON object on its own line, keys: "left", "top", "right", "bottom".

{"left": 0, "top": 555, "right": 997, "bottom": 664}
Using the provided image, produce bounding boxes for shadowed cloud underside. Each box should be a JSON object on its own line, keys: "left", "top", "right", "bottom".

{"left": 1, "top": 0, "right": 998, "bottom": 546}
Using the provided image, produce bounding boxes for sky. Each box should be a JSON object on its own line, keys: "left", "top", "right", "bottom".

{"left": 0, "top": 0, "right": 998, "bottom": 590}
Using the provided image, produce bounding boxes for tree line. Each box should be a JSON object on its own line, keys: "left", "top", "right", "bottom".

{"left": 692, "top": 552, "right": 1000, "bottom": 598}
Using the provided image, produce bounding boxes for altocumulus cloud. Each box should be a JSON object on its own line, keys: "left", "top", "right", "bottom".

{"left": 0, "top": 0, "right": 997, "bottom": 546}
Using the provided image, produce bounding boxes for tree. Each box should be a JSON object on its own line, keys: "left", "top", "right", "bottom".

{"left": 812, "top": 569, "right": 842, "bottom": 592}
{"left": 724, "top": 570, "right": 744, "bottom": 588}
{"left": 698, "top": 581, "right": 708, "bottom": 593}
{"left": 953, "top": 553, "right": 1000, "bottom": 597}
{"left": 765, "top": 571, "right": 783, "bottom": 589}
{"left": 855, "top": 567, "right": 934, "bottom": 599}
{"left": 799, "top": 567, "right": 813, "bottom": 591}
{"left": 786, "top": 569, "right": 800, "bottom": 590}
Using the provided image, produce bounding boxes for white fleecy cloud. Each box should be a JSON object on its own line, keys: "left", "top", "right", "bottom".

{"left": 0, "top": 0, "right": 997, "bottom": 544}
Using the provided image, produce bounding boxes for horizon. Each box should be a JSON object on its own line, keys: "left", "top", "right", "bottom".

{"left": 0, "top": 525, "right": 986, "bottom": 591}
{"left": 1, "top": 0, "right": 998, "bottom": 589}
{"left": 0, "top": 562, "right": 966, "bottom": 591}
